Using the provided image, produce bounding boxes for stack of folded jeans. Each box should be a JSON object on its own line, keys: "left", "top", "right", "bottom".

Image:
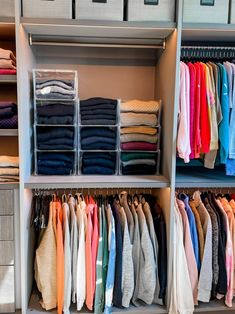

{"left": 81, "top": 152, "right": 116, "bottom": 175}
{"left": 80, "top": 127, "right": 117, "bottom": 150}
{"left": 120, "top": 152, "right": 159, "bottom": 175}
{"left": 36, "top": 102, "right": 75, "bottom": 125}
{"left": 35, "top": 78, "right": 76, "bottom": 100}
{"left": 36, "top": 152, "right": 75, "bottom": 175}
{"left": 0, "top": 48, "right": 16, "bottom": 75}
{"left": 80, "top": 97, "right": 117, "bottom": 125}
{"left": 0, "top": 155, "right": 19, "bottom": 182}
{"left": 120, "top": 99, "right": 161, "bottom": 175}
{"left": 36, "top": 126, "right": 75, "bottom": 150}
{"left": 0, "top": 102, "right": 18, "bottom": 128}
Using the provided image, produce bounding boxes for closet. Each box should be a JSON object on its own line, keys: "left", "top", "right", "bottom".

{"left": 1, "top": 0, "right": 235, "bottom": 313}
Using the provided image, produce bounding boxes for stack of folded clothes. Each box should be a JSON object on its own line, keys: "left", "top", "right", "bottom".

{"left": 36, "top": 152, "right": 75, "bottom": 175}
{"left": 81, "top": 152, "right": 116, "bottom": 175}
{"left": 0, "top": 155, "right": 19, "bottom": 182}
{"left": 36, "top": 126, "right": 75, "bottom": 150}
{"left": 80, "top": 127, "right": 117, "bottom": 150}
{"left": 0, "top": 48, "right": 16, "bottom": 75}
{"left": 120, "top": 99, "right": 161, "bottom": 175}
{"left": 35, "top": 78, "right": 75, "bottom": 100}
{"left": 36, "top": 102, "right": 75, "bottom": 125}
{"left": 0, "top": 102, "right": 17, "bottom": 128}
{"left": 120, "top": 152, "right": 158, "bottom": 175}
{"left": 80, "top": 97, "right": 117, "bottom": 125}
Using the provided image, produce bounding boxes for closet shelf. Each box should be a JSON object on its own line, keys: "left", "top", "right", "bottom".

{"left": 176, "top": 168, "right": 235, "bottom": 188}
{"left": 0, "top": 75, "right": 17, "bottom": 84}
{"left": 194, "top": 299, "right": 235, "bottom": 313}
{"left": 24, "top": 175, "right": 169, "bottom": 189}
{"left": 182, "top": 23, "right": 235, "bottom": 42}
{"left": 0, "top": 18, "right": 15, "bottom": 40}
{"left": 0, "top": 182, "right": 19, "bottom": 189}
{"left": 0, "top": 129, "right": 18, "bottom": 136}
{"left": 21, "top": 18, "right": 175, "bottom": 46}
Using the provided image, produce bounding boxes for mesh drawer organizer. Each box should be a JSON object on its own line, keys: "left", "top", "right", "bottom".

{"left": 119, "top": 99, "right": 161, "bottom": 175}
{"left": 79, "top": 97, "right": 119, "bottom": 175}
{"left": 33, "top": 70, "right": 78, "bottom": 175}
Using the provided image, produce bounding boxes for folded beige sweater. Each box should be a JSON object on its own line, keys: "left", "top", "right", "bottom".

{"left": 0, "top": 48, "right": 16, "bottom": 62}
{"left": 120, "top": 112, "right": 158, "bottom": 126}
{"left": 0, "top": 168, "right": 19, "bottom": 176}
{"left": 0, "top": 156, "right": 19, "bottom": 168}
{"left": 120, "top": 100, "right": 160, "bottom": 113}
{"left": 121, "top": 133, "right": 158, "bottom": 144}
{"left": 0, "top": 59, "right": 16, "bottom": 69}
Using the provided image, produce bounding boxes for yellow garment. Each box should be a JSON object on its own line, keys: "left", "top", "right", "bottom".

{"left": 35, "top": 201, "right": 57, "bottom": 310}
{"left": 120, "top": 99, "right": 161, "bottom": 113}
{"left": 120, "top": 126, "right": 157, "bottom": 135}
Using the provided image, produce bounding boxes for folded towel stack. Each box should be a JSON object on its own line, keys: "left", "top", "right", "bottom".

{"left": 80, "top": 97, "right": 117, "bottom": 125}
{"left": 120, "top": 99, "right": 161, "bottom": 175}
{"left": 0, "top": 48, "right": 16, "bottom": 75}
{"left": 81, "top": 152, "right": 116, "bottom": 175}
{"left": 79, "top": 97, "right": 118, "bottom": 175}
{"left": 0, "top": 155, "right": 19, "bottom": 182}
{"left": 0, "top": 102, "right": 18, "bottom": 128}
{"left": 36, "top": 102, "right": 75, "bottom": 125}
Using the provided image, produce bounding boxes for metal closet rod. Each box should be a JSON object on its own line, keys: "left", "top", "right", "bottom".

{"left": 28, "top": 33, "right": 166, "bottom": 50}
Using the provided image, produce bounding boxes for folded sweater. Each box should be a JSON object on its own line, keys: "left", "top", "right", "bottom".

{"left": 120, "top": 100, "right": 160, "bottom": 113}
{"left": 0, "top": 156, "right": 19, "bottom": 167}
{"left": 120, "top": 113, "right": 158, "bottom": 126}
{"left": 122, "top": 159, "right": 156, "bottom": 167}
{"left": 0, "top": 167, "right": 19, "bottom": 176}
{"left": 121, "top": 126, "right": 157, "bottom": 135}
{"left": 121, "top": 133, "right": 158, "bottom": 144}
{"left": 0, "top": 59, "right": 16, "bottom": 70}
{"left": 121, "top": 142, "right": 158, "bottom": 151}
{"left": 0, "top": 48, "right": 16, "bottom": 62}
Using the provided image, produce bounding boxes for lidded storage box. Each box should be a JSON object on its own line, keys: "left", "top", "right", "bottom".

{"left": 75, "top": 0, "right": 124, "bottom": 21}
{"left": 127, "top": 0, "right": 175, "bottom": 22}
{"left": 22, "top": 0, "right": 72, "bottom": 18}
{"left": 0, "top": 0, "right": 14, "bottom": 17}
{"left": 183, "top": 0, "right": 229, "bottom": 24}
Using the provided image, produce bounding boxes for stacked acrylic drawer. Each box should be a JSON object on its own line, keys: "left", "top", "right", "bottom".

{"left": 119, "top": 100, "right": 161, "bottom": 175}
{"left": 33, "top": 70, "right": 78, "bottom": 175}
{"left": 79, "top": 97, "right": 119, "bottom": 175}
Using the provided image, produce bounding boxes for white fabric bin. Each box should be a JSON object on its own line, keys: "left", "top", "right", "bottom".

{"left": 75, "top": 0, "right": 123, "bottom": 21}
{"left": 127, "top": 0, "right": 175, "bottom": 22}
{"left": 22, "top": 0, "right": 72, "bottom": 18}
{"left": 183, "top": 0, "right": 229, "bottom": 24}
{"left": 1, "top": 0, "right": 14, "bottom": 17}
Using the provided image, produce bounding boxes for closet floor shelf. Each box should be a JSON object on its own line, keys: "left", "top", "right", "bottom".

{"left": 24, "top": 175, "right": 169, "bottom": 189}
{"left": 193, "top": 299, "right": 235, "bottom": 313}
{"left": 0, "top": 129, "right": 18, "bottom": 136}
{"left": 176, "top": 168, "right": 235, "bottom": 188}
{"left": 0, "top": 75, "right": 17, "bottom": 84}
{"left": 182, "top": 23, "right": 235, "bottom": 42}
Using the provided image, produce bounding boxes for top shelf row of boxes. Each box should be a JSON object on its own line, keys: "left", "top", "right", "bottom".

{"left": 2, "top": 0, "right": 235, "bottom": 24}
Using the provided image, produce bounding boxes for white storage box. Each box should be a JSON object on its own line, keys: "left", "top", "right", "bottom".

{"left": 22, "top": 0, "right": 72, "bottom": 18}
{"left": 1, "top": 0, "right": 14, "bottom": 17}
{"left": 127, "top": 0, "right": 175, "bottom": 22}
{"left": 75, "top": 0, "right": 123, "bottom": 21}
{"left": 183, "top": 0, "right": 229, "bottom": 24}
{"left": 230, "top": 0, "right": 235, "bottom": 23}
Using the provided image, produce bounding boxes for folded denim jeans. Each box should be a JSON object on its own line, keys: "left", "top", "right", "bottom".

{"left": 81, "top": 142, "right": 116, "bottom": 150}
{"left": 82, "top": 152, "right": 116, "bottom": 161}
{"left": 37, "top": 144, "right": 74, "bottom": 150}
{"left": 81, "top": 165, "right": 115, "bottom": 175}
{"left": 37, "top": 166, "right": 73, "bottom": 175}
{"left": 82, "top": 157, "right": 115, "bottom": 169}
{"left": 81, "top": 136, "right": 116, "bottom": 148}
{"left": 37, "top": 152, "right": 74, "bottom": 163}
{"left": 121, "top": 164, "right": 156, "bottom": 175}
{"left": 37, "top": 159, "right": 73, "bottom": 168}
{"left": 37, "top": 137, "right": 74, "bottom": 146}
{"left": 37, "top": 115, "right": 74, "bottom": 125}
{"left": 81, "top": 119, "right": 116, "bottom": 126}
{"left": 37, "top": 127, "right": 74, "bottom": 141}
{"left": 80, "top": 127, "right": 116, "bottom": 139}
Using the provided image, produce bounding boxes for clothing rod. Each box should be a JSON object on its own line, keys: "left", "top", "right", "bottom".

{"left": 28, "top": 34, "right": 165, "bottom": 50}
{"left": 181, "top": 45, "right": 235, "bottom": 50}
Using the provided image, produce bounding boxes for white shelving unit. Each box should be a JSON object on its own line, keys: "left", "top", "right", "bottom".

{"left": 1, "top": 0, "right": 235, "bottom": 313}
